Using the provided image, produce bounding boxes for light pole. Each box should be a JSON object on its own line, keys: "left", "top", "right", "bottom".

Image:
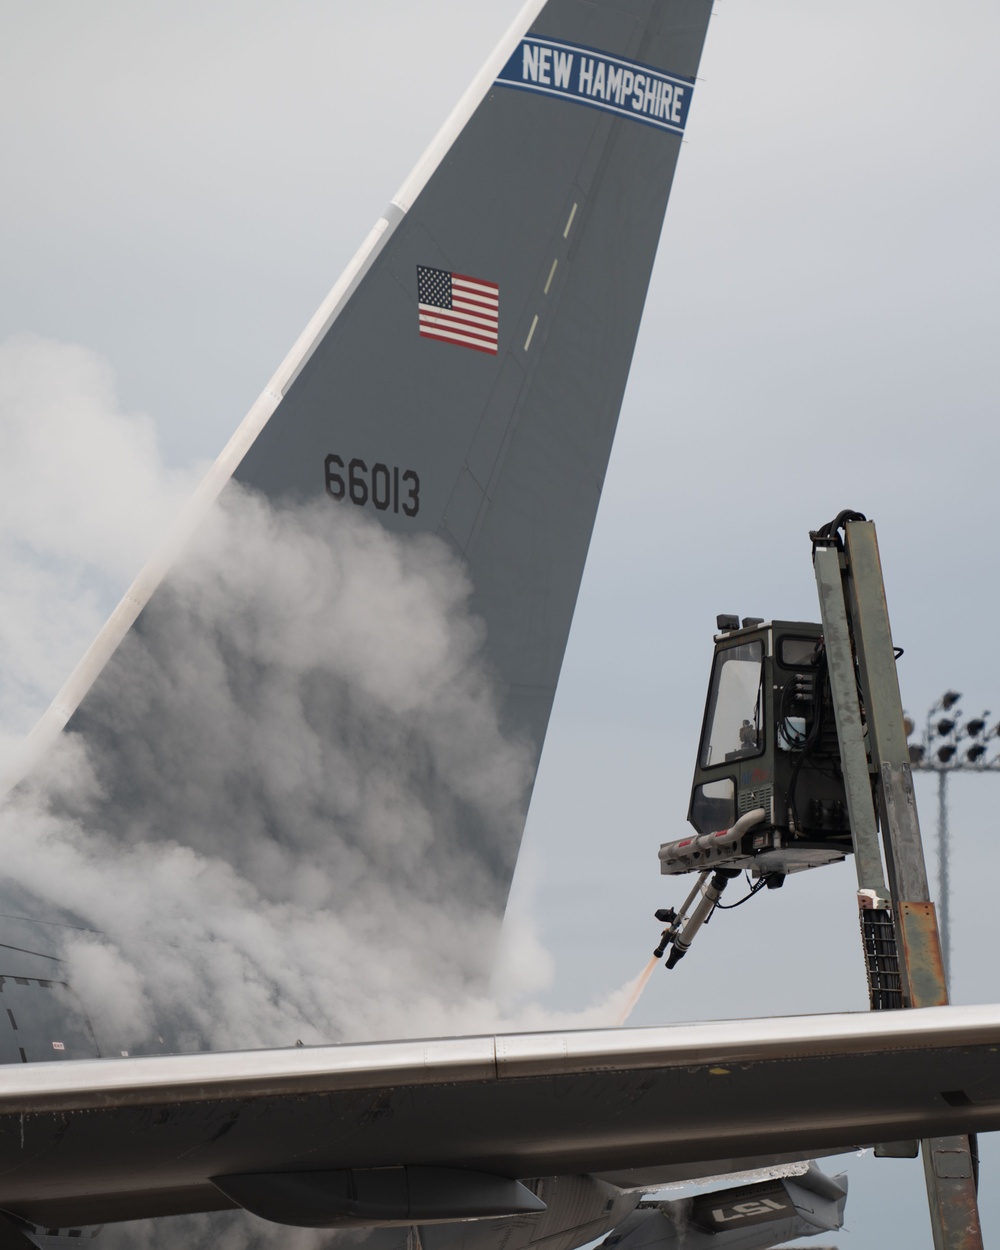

{"left": 904, "top": 691, "right": 1000, "bottom": 985}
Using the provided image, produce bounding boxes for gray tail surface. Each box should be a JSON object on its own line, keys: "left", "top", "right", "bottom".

{"left": 2, "top": 0, "right": 713, "bottom": 1054}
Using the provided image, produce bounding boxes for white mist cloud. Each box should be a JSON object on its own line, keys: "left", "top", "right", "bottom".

{"left": 491, "top": 848, "right": 560, "bottom": 1008}
{"left": 0, "top": 335, "right": 203, "bottom": 760}
{"left": 4, "top": 487, "right": 530, "bottom": 1052}
{"left": 0, "top": 339, "right": 647, "bottom": 1080}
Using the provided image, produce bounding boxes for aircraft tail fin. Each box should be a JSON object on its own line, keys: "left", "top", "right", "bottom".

{"left": 3, "top": 0, "right": 714, "bottom": 1051}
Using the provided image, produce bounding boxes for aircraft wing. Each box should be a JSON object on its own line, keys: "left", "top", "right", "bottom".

{"left": 2, "top": 1005, "right": 999, "bottom": 1229}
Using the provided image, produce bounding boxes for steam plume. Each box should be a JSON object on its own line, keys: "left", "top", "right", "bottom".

{"left": 0, "top": 337, "right": 636, "bottom": 1057}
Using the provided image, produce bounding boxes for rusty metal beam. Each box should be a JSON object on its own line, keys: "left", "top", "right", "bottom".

{"left": 897, "top": 901, "right": 948, "bottom": 1010}
{"left": 813, "top": 517, "right": 984, "bottom": 1250}
{"left": 923, "top": 1137, "right": 984, "bottom": 1250}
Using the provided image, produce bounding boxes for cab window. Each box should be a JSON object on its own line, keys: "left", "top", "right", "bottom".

{"left": 700, "top": 640, "right": 764, "bottom": 768}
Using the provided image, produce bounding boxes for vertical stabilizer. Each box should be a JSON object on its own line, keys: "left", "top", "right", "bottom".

{"left": 3, "top": 0, "right": 714, "bottom": 1052}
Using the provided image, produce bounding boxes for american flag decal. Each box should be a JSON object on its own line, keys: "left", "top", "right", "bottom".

{"left": 417, "top": 266, "right": 499, "bottom": 355}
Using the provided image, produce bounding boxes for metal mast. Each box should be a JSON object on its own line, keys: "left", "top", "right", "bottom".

{"left": 811, "top": 513, "right": 983, "bottom": 1250}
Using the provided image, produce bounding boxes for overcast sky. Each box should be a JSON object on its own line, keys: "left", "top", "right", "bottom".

{"left": 2, "top": 0, "right": 1000, "bottom": 1245}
